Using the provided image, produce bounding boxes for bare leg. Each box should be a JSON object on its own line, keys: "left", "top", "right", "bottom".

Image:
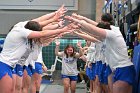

{"left": 90, "top": 80, "right": 93, "bottom": 92}
{"left": 101, "top": 84, "right": 108, "bottom": 93}
{"left": 79, "top": 71, "right": 85, "bottom": 83}
{"left": 113, "top": 80, "right": 132, "bottom": 93}
{"left": 108, "top": 74, "right": 113, "bottom": 93}
{"left": 0, "top": 74, "right": 13, "bottom": 93}
{"left": 22, "top": 70, "right": 31, "bottom": 93}
{"left": 70, "top": 81, "right": 77, "bottom": 93}
{"left": 63, "top": 78, "right": 70, "bottom": 93}
{"left": 15, "top": 75, "right": 23, "bottom": 93}
{"left": 12, "top": 74, "right": 16, "bottom": 93}
{"left": 95, "top": 75, "right": 102, "bottom": 93}
{"left": 92, "top": 80, "right": 96, "bottom": 93}
{"left": 30, "top": 73, "right": 42, "bottom": 93}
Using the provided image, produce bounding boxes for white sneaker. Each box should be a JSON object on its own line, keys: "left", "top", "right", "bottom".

{"left": 80, "top": 80, "right": 85, "bottom": 84}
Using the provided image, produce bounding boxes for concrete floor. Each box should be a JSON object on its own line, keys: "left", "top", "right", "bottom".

{"left": 40, "top": 80, "right": 87, "bottom": 93}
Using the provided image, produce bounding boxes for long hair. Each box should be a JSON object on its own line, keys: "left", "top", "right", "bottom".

{"left": 64, "top": 44, "right": 76, "bottom": 58}
{"left": 24, "top": 21, "right": 42, "bottom": 49}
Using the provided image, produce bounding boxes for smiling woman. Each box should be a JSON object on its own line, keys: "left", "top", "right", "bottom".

{"left": 54, "top": 39, "right": 83, "bottom": 93}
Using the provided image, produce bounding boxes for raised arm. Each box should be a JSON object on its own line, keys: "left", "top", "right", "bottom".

{"left": 75, "top": 41, "right": 83, "bottom": 58}
{"left": 72, "top": 13, "right": 98, "bottom": 26}
{"left": 73, "top": 29, "right": 101, "bottom": 42}
{"left": 42, "top": 20, "right": 64, "bottom": 30}
{"left": 27, "top": 24, "right": 72, "bottom": 39}
{"left": 54, "top": 39, "right": 63, "bottom": 57}
{"left": 65, "top": 16, "right": 106, "bottom": 41}
{"left": 32, "top": 5, "right": 67, "bottom": 27}
{"left": 32, "top": 5, "right": 66, "bottom": 22}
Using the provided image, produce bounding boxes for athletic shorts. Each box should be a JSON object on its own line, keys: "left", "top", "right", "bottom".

{"left": 86, "top": 67, "right": 90, "bottom": 78}
{"left": 13, "top": 64, "right": 23, "bottom": 77}
{"left": 0, "top": 61, "right": 13, "bottom": 79}
{"left": 91, "top": 63, "right": 96, "bottom": 80}
{"left": 86, "top": 66, "right": 95, "bottom": 80}
{"left": 113, "top": 65, "right": 136, "bottom": 85}
{"left": 95, "top": 61, "right": 102, "bottom": 75}
{"left": 23, "top": 65, "right": 32, "bottom": 77}
{"left": 61, "top": 74, "right": 78, "bottom": 81}
{"left": 31, "top": 62, "right": 43, "bottom": 75}
{"left": 12, "top": 67, "right": 16, "bottom": 74}
{"left": 98, "top": 63, "right": 106, "bottom": 83}
{"left": 103, "top": 65, "right": 112, "bottom": 84}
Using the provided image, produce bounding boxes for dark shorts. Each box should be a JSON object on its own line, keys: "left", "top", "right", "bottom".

{"left": 61, "top": 74, "right": 78, "bottom": 81}
{"left": 113, "top": 65, "right": 136, "bottom": 85}
{"left": 0, "top": 61, "right": 13, "bottom": 79}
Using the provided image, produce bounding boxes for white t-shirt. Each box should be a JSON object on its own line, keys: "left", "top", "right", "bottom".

{"left": 61, "top": 53, "right": 79, "bottom": 76}
{"left": 95, "top": 42, "right": 103, "bottom": 62}
{"left": 24, "top": 43, "right": 42, "bottom": 69}
{"left": 86, "top": 42, "right": 96, "bottom": 63}
{"left": 0, "top": 21, "right": 33, "bottom": 68}
{"left": 35, "top": 48, "right": 43, "bottom": 63}
{"left": 104, "top": 26, "right": 133, "bottom": 71}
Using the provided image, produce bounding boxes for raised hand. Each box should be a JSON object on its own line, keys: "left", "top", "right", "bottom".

{"left": 54, "top": 39, "right": 60, "bottom": 46}
{"left": 65, "top": 15, "right": 81, "bottom": 25}
{"left": 58, "top": 20, "right": 65, "bottom": 28}
{"left": 53, "top": 5, "right": 67, "bottom": 21}
{"left": 77, "top": 41, "right": 82, "bottom": 48}
{"left": 72, "top": 13, "right": 85, "bottom": 20}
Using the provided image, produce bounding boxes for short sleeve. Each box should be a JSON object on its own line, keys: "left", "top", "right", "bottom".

{"left": 13, "top": 21, "right": 33, "bottom": 38}
{"left": 20, "top": 28, "right": 33, "bottom": 38}
{"left": 105, "top": 29, "right": 116, "bottom": 39}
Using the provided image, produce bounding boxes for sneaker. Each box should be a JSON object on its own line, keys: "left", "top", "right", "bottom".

{"left": 80, "top": 80, "right": 85, "bottom": 84}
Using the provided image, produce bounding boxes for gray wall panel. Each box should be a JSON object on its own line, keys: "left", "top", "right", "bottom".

{"left": 0, "top": 0, "right": 96, "bottom": 35}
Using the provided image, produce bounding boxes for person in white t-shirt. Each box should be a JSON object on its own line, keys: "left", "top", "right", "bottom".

{"left": 22, "top": 37, "right": 55, "bottom": 93}
{"left": 22, "top": 19, "right": 65, "bottom": 93}
{"left": 65, "top": 13, "right": 135, "bottom": 93}
{"left": 55, "top": 40, "right": 83, "bottom": 93}
{"left": 30, "top": 49, "right": 46, "bottom": 93}
{"left": 0, "top": 5, "right": 73, "bottom": 93}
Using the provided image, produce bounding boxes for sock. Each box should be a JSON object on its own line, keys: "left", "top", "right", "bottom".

{"left": 36, "top": 91, "right": 39, "bottom": 93}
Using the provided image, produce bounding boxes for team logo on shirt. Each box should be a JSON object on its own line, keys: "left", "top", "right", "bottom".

{"left": 64, "top": 57, "right": 75, "bottom": 63}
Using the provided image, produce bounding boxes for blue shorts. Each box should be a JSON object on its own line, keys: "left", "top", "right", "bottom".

{"left": 95, "top": 61, "right": 102, "bottom": 75}
{"left": 61, "top": 75, "right": 78, "bottom": 81}
{"left": 0, "top": 61, "right": 13, "bottom": 79}
{"left": 12, "top": 68, "right": 16, "bottom": 74}
{"left": 31, "top": 62, "right": 43, "bottom": 75}
{"left": 113, "top": 65, "right": 136, "bottom": 85}
{"left": 103, "top": 65, "right": 112, "bottom": 84}
{"left": 13, "top": 64, "right": 23, "bottom": 77}
{"left": 91, "top": 63, "right": 96, "bottom": 80}
{"left": 86, "top": 66, "right": 95, "bottom": 80}
{"left": 99, "top": 63, "right": 106, "bottom": 83}
{"left": 86, "top": 67, "right": 90, "bottom": 77}
{"left": 23, "top": 65, "right": 32, "bottom": 77}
